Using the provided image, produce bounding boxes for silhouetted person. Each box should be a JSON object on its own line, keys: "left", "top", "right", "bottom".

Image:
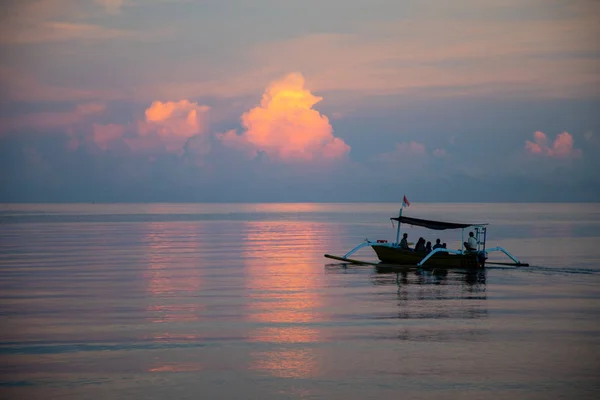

{"left": 425, "top": 241, "right": 432, "bottom": 253}
{"left": 399, "top": 233, "right": 410, "bottom": 250}
{"left": 432, "top": 238, "right": 443, "bottom": 250}
{"left": 464, "top": 231, "right": 478, "bottom": 251}
{"left": 415, "top": 237, "right": 426, "bottom": 253}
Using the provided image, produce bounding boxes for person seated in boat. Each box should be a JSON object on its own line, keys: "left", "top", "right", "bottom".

{"left": 440, "top": 243, "right": 448, "bottom": 253}
{"left": 432, "top": 238, "right": 443, "bottom": 250}
{"left": 399, "top": 233, "right": 410, "bottom": 250}
{"left": 414, "top": 237, "right": 426, "bottom": 253}
{"left": 464, "top": 231, "right": 478, "bottom": 251}
{"left": 425, "top": 241, "right": 432, "bottom": 253}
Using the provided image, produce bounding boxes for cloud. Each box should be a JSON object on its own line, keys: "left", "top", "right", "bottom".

{"left": 218, "top": 73, "right": 350, "bottom": 163}
{"left": 46, "top": 99, "right": 211, "bottom": 154}
{"left": 1, "top": 17, "right": 135, "bottom": 45}
{"left": 0, "top": 102, "right": 106, "bottom": 133}
{"left": 0, "top": 0, "right": 153, "bottom": 45}
{"left": 3, "top": 0, "right": 597, "bottom": 108}
{"left": 0, "top": 66, "right": 121, "bottom": 103}
{"left": 525, "top": 131, "right": 582, "bottom": 158}
{"left": 141, "top": 100, "right": 209, "bottom": 138}
{"left": 92, "top": 123, "right": 126, "bottom": 150}
{"left": 137, "top": 100, "right": 210, "bottom": 153}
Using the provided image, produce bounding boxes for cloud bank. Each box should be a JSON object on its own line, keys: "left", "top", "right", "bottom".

{"left": 525, "top": 131, "right": 582, "bottom": 158}
{"left": 218, "top": 73, "right": 350, "bottom": 163}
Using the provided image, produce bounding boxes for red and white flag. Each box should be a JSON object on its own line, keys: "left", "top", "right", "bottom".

{"left": 402, "top": 195, "right": 410, "bottom": 208}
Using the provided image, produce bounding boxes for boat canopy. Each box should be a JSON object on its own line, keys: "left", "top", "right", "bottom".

{"left": 391, "top": 216, "right": 487, "bottom": 230}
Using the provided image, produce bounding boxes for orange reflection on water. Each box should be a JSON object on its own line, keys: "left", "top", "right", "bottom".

{"left": 244, "top": 222, "right": 324, "bottom": 325}
{"left": 251, "top": 349, "right": 318, "bottom": 379}
{"left": 250, "top": 326, "right": 319, "bottom": 344}
{"left": 242, "top": 221, "right": 324, "bottom": 378}
{"left": 146, "top": 304, "right": 205, "bottom": 323}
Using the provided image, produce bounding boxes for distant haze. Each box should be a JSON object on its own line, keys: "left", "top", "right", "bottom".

{"left": 1, "top": 0, "right": 599, "bottom": 202}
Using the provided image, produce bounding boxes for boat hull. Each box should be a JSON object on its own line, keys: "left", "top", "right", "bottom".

{"left": 372, "top": 245, "right": 481, "bottom": 268}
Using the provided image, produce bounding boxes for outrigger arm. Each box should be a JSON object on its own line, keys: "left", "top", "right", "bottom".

{"left": 485, "top": 246, "right": 527, "bottom": 265}
{"left": 416, "top": 248, "right": 463, "bottom": 266}
{"left": 343, "top": 240, "right": 373, "bottom": 259}
{"left": 417, "top": 246, "right": 528, "bottom": 267}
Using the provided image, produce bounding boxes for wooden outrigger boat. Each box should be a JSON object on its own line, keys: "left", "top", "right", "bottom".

{"left": 325, "top": 206, "right": 528, "bottom": 269}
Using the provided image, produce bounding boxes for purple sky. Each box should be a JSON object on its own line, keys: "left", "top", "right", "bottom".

{"left": 1, "top": 0, "right": 599, "bottom": 202}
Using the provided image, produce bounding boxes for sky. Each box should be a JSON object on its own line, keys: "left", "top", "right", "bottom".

{"left": 0, "top": 0, "right": 599, "bottom": 202}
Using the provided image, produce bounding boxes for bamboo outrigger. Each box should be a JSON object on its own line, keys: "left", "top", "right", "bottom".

{"left": 324, "top": 204, "right": 528, "bottom": 269}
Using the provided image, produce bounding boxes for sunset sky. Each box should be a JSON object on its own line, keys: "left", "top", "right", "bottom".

{"left": 1, "top": 0, "right": 598, "bottom": 202}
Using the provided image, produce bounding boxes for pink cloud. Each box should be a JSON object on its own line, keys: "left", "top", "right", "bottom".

{"left": 138, "top": 100, "right": 210, "bottom": 153}
{"left": 92, "top": 123, "right": 126, "bottom": 150}
{"left": 525, "top": 131, "right": 582, "bottom": 158}
{"left": 218, "top": 73, "right": 350, "bottom": 163}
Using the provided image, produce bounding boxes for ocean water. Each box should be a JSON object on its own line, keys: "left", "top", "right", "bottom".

{"left": 0, "top": 203, "right": 599, "bottom": 400}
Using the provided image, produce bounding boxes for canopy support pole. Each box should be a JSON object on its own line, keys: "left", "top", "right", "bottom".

{"left": 395, "top": 207, "right": 403, "bottom": 245}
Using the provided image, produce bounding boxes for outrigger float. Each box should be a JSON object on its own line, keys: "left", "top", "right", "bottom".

{"left": 324, "top": 206, "right": 528, "bottom": 269}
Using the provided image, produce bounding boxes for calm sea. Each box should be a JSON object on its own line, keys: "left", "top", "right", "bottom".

{"left": 1, "top": 203, "right": 599, "bottom": 400}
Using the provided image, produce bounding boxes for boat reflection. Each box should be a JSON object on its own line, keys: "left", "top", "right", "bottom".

{"left": 371, "top": 268, "right": 486, "bottom": 292}
{"left": 242, "top": 221, "right": 326, "bottom": 378}
{"left": 372, "top": 268, "right": 488, "bottom": 322}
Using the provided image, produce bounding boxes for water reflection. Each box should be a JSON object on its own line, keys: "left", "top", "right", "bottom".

{"left": 148, "top": 362, "right": 203, "bottom": 373}
{"left": 371, "top": 268, "right": 486, "bottom": 290}
{"left": 241, "top": 221, "right": 325, "bottom": 378}
{"left": 142, "top": 222, "right": 205, "bottom": 323}
{"left": 372, "top": 268, "right": 488, "bottom": 321}
{"left": 251, "top": 349, "right": 318, "bottom": 379}
{"left": 370, "top": 268, "right": 490, "bottom": 344}
{"left": 141, "top": 222, "right": 207, "bottom": 373}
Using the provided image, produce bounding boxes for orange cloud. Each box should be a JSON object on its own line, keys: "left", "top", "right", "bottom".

{"left": 525, "top": 131, "right": 582, "bottom": 158}
{"left": 138, "top": 100, "right": 210, "bottom": 152}
{"left": 218, "top": 73, "right": 349, "bottom": 163}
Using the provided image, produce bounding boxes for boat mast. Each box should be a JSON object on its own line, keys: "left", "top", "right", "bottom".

{"left": 395, "top": 205, "right": 403, "bottom": 245}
